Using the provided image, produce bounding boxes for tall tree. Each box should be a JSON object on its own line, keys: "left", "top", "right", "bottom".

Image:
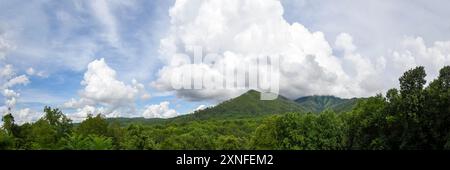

{"left": 2, "top": 110, "right": 15, "bottom": 136}
{"left": 77, "top": 114, "right": 108, "bottom": 137}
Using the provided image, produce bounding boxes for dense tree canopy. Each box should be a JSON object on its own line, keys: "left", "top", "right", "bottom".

{"left": 0, "top": 66, "right": 449, "bottom": 150}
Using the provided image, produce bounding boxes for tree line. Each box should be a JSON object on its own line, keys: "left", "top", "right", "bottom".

{"left": 1, "top": 66, "right": 449, "bottom": 150}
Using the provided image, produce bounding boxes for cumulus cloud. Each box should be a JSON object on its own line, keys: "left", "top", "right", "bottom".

{"left": 390, "top": 37, "right": 450, "bottom": 81}
{"left": 1, "top": 64, "right": 29, "bottom": 109}
{"left": 80, "top": 58, "right": 139, "bottom": 106}
{"left": 142, "top": 101, "right": 178, "bottom": 119}
{"left": 64, "top": 58, "right": 149, "bottom": 119}
{"left": 152, "top": 0, "right": 450, "bottom": 101}
{"left": 153, "top": 0, "right": 375, "bottom": 100}
{"left": 0, "top": 64, "right": 39, "bottom": 125}
{"left": 14, "top": 108, "right": 42, "bottom": 124}
{"left": 68, "top": 105, "right": 118, "bottom": 122}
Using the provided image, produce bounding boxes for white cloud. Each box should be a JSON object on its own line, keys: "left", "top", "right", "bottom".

{"left": 2, "top": 89, "right": 18, "bottom": 108}
{"left": 142, "top": 101, "right": 178, "bottom": 119}
{"left": 13, "top": 108, "right": 42, "bottom": 124}
{"left": 1, "top": 64, "right": 29, "bottom": 109}
{"left": 335, "top": 33, "right": 356, "bottom": 53}
{"left": 281, "top": 0, "right": 450, "bottom": 59}
{"left": 153, "top": 0, "right": 374, "bottom": 100}
{"left": 2, "top": 75, "right": 29, "bottom": 88}
{"left": 194, "top": 104, "right": 206, "bottom": 111}
{"left": 64, "top": 58, "right": 149, "bottom": 118}
{"left": 69, "top": 105, "right": 107, "bottom": 122}
{"left": 153, "top": 0, "right": 450, "bottom": 101}
{"left": 80, "top": 58, "right": 138, "bottom": 106}
{"left": 0, "top": 64, "right": 13, "bottom": 78}
{"left": 26, "top": 67, "right": 47, "bottom": 77}
{"left": 390, "top": 37, "right": 450, "bottom": 81}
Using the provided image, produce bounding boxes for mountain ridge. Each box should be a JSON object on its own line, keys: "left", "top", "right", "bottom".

{"left": 295, "top": 95, "right": 360, "bottom": 113}
{"left": 107, "top": 90, "right": 361, "bottom": 125}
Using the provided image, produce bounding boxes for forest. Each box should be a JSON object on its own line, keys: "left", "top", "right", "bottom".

{"left": 0, "top": 66, "right": 449, "bottom": 150}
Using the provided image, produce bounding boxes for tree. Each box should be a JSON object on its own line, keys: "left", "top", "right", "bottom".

{"left": 63, "top": 134, "right": 113, "bottom": 150}
{"left": 29, "top": 106, "right": 73, "bottom": 149}
{"left": 252, "top": 116, "right": 279, "bottom": 149}
{"left": 122, "top": 125, "right": 156, "bottom": 150}
{"left": 30, "top": 119, "right": 58, "bottom": 149}
{"left": 397, "top": 66, "right": 427, "bottom": 149}
{"left": 42, "top": 106, "right": 72, "bottom": 138}
{"left": 423, "top": 66, "right": 450, "bottom": 149}
{"left": 77, "top": 114, "right": 109, "bottom": 137}
{"left": 399, "top": 66, "right": 426, "bottom": 96}
{"left": 107, "top": 121, "right": 125, "bottom": 149}
{"left": 216, "top": 135, "right": 242, "bottom": 150}
{"left": 0, "top": 129, "right": 15, "bottom": 149}
{"left": 2, "top": 109, "right": 19, "bottom": 136}
{"left": 253, "top": 112, "right": 347, "bottom": 150}
{"left": 344, "top": 95, "right": 389, "bottom": 150}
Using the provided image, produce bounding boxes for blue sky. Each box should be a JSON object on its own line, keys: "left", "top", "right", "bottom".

{"left": 1, "top": 0, "right": 450, "bottom": 123}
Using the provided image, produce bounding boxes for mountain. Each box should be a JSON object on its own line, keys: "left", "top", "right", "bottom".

{"left": 295, "top": 95, "right": 360, "bottom": 113}
{"left": 169, "top": 90, "right": 305, "bottom": 121}
{"left": 107, "top": 91, "right": 361, "bottom": 125}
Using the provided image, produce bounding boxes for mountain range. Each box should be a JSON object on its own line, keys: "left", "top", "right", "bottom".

{"left": 107, "top": 90, "right": 362, "bottom": 124}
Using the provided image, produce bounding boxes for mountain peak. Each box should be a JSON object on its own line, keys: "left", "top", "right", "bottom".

{"left": 186, "top": 90, "right": 303, "bottom": 120}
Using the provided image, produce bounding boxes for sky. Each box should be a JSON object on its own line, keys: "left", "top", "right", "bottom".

{"left": 1, "top": 0, "right": 450, "bottom": 124}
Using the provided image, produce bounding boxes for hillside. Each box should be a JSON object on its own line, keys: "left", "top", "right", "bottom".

{"left": 106, "top": 117, "right": 165, "bottom": 125}
{"left": 170, "top": 90, "right": 305, "bottom": 121}
{"left": 107, "top": 91, "right": 361, "bottom": 125}
{"left": 295, "top": 95, "right": 360, "bottom": 113}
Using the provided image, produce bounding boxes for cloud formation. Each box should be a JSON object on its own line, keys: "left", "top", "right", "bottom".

{"left": 153, "top": 0, "right": 450, "bottom": 101}
{"left": 64, "top": 58, "right": 149, "bottom": 119}
{"left": 1, "top": 64, "right": 29, "bottom": 109}
{"left": 153, "top": 0, "right": 371, "bottom": 100}
{"left": 142, "top": 101, "right": 178, "bottom": 118}
{"left": 1, "top": 0, "right": 450, "bottom": 123}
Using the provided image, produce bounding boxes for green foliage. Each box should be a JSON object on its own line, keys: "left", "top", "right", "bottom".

{"left": 30, "top": 119, "right": 58, "bottom": 149}
{"left": 63, "top": 134, "right": 113, "bottom": 150}
{"left": 1, "top": 66, "right": 449, "bottom": 150}
{"left": 343, "top": 95, "right": 389, "bottom": 149}
{"left": 253, "top": 112, "right": 346, "bottom": 150}
{"left": 180, "top": 90, "right": 305, "bottom": 120}
{"left": 27, "top": 106, "right": 73, "bottom": 149}
{"left": 77, "top": 114, "right": 108, "bottom": 136}
{"left": 0, "top": 129, "right": 15, "bottom": 149}
{"left": 216, "top": 135, "right": 242, "bottom": 150}
{"left": 121, "top": 124, "right": 156, "bottom": 150}
{"left": 345, "top": 66, "right": 450, "bottom": 150}
{"left": 2, "top": 113, "right": 16, "bottom": 135}
{"left": 295, "top": 96, "right": 360, "bottom": 113}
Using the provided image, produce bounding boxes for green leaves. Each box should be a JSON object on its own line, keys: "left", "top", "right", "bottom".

{"left": 121, "top": 125, "right": 156, "bottom": 150}
{"left": 0, "top": 130, "right": 15, "bottom": 149}
{"left": 1, "top": 66, "right": 449, "bottom": 150}
{"left": 77, "top": 114, "right": 108, "bottom": 137}
{"left": 252, "top": 112, "right": 347, "bottom": 150}
{"left": 399, "top": 66, "right": 426, "bottom": 97}
{"left": 63, "top": 134, "right": 113, "bottom": 150}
